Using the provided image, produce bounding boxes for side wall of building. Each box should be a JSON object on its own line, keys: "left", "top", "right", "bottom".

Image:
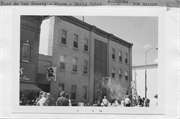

{"left": 50, "top": 17, "right": 90, "bottom": 103}
{"left": 109, "top": 39, "right": 131, "bottom": 100}
{"left": 20, "top": 16, "right": 42, "bottom": 83}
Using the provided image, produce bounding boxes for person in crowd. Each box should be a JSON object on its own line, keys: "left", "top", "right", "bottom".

{"left": 44, "top": 93, "right": 54, "bottom": 106}
{"left": 56, "top": 91, "right": 69, "bottom": 106}
{"left": 132, "top": 96, "right": 138, "bottom": 107}
{"left": 65, "top": 93, "right": 72, "bottom": 106}
{"left": 86, "top": 102, "right": 91, "bottom": 106}
{"left": 121, "top": 97, "right": 125, "bottom": 107}
{"left": 113, "top": 97, "right": 120, "bottom": 106}
{"left": 36, "top": 91, "right": 44, "bottom": 105}
{"left": 37, "top": 92, "right": 47, "bottom": 106}
{"left": 97, "top": 96, "right": 102, "bottom": 106}
{"left": 138, "top": 95, "right": 143, "bottom": 107}
{"left": 93, "top": 101, "right": 98, "bottom": 106}
{"left": 143, "top": 98, "right": 150, "bottom": 107}
{"left": 149, "top": 94, "right": 158, "bottom": 107}
{"left": 124, "top": 95, "right": 131, "bottom": 107}
{"left": 102, "top": 96, "right": 109, "bottom": 106}
{"left": 20, "top": 94, "right": 27, "bottom": 106}
{"left": 142, "top": 97, "right": 145, "bottom": 107}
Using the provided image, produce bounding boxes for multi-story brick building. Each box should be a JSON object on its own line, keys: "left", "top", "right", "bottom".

{"left": 19, "top": 16, "right": 45, "bottom": 104}
{"left": 47, "top": 16, "right": 133, "bottom": 105}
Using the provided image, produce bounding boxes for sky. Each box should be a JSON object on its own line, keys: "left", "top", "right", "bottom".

{"left": 39, "top": 16, "right": 158, "bottom": 99}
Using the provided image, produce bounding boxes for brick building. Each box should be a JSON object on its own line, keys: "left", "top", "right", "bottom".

{"left": 46, "top": 16, "right": 133, "bottom": 105}
{"left": 37, "top": 54, "right": 52, "bottom": 92}
{"left": 19, "top": 16, "right": 44, "bottom": 104}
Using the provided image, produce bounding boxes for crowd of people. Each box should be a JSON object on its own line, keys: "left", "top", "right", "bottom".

{"left": 20, "top": 91, "right": 72, "bottom": 106}
{"left": 36, "top": 91, "right": 72, "bottom": 106}
{"left": 20, "top": 91, "right": 158, "bottom": 107}
{"left": 93, "top": 94, "right": 158, "bottom": 107}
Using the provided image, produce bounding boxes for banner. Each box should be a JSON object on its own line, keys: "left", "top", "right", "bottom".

{"left": 47, "top": 66, "right": 56, "bottom": 81}
{"left": 102, "top": 77, "right": 111, "bottom": 87}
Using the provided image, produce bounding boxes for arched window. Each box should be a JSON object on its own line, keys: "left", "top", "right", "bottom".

{"left": 22, "top": 43, "right": 30, "bottom": 62}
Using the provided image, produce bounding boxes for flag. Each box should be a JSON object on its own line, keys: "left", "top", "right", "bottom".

{"left": 131, "top": 81, "right": 138, "bottom": 98}
{"left": 47, "top": 66, "right": 56, "bottom": 81}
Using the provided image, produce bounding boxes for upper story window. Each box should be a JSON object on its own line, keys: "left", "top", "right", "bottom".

{"left": 125, "top": 70, "right": 128, "bottom": 81}
{"left": 125, "top": 53, "right": 128, "bottom": 63}
{"left": 61, "top": 30, "right": 67, "bottom": 45}
{"left": 84, "top": 38, "right": 88, "bottom": 51}
{"left": 73, "top": 34, "right": 78, "bottom": 48}
{"left": 72, "top": 57, "right": 77, "bottom": 72}
{"left": 112, "top": 67, "right": 115, "bottom": 78}
{"left": 60, "top": 55, "right": 65, "bottom": 70}
{"left": 83, "top": 60, "right": 88, "bottom": 74}
{"left": 22, "top": 43, "right": 30, "bottom": 62}
{"left": 112, "top": 48, "right": 115, "bottom": 60}
{"left": 119, "top": 51, "right": 122, "bottom": 62}
{"left": 119, "top": 69, "right": 122, "bottom": 79}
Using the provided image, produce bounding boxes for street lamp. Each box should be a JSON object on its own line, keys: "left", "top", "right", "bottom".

{"left": 145, "top": 47, "right": 158, "bottom": 99}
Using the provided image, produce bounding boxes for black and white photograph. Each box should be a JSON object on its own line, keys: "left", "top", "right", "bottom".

{"left": 19, "top": 15, "right": 159, "bottom": 108}
{"left": 1, "top": 6, "right": 179, "bottom": 117}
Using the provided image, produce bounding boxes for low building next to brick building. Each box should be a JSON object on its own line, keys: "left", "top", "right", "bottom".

{"left": 40, "top": 16, "right": 133, "bottom": 105}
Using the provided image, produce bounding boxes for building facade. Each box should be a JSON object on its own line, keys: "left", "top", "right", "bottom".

{"left": 20, "top": 16, "right": 44, "bottom": 105}
{"left": 47, "top": 16, "right": 133, "bottom": 104}
{"left": 37, "top": 54, "right": 52, "bottom": 92}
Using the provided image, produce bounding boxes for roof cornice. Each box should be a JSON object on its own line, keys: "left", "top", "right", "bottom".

{"left": 58, "top": 16, "right": 133, "bottom": 48}
{"left": 59, "top": 16, "right": 91, "bottom": 31}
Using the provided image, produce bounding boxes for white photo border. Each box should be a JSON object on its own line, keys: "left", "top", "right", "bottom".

{"left": 11, "top": 6, "right": 166, "bottom": 115}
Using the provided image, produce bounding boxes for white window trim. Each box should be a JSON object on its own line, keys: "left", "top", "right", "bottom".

{"left": 22, "top": 43, "right": 30, "bottom": 62}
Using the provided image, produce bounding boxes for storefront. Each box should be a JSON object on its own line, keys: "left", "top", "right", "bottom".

{"left": 20, "top": 81, "right": 42, "bottom": 106}
{"left": 19, "top": 65, "right": 42, "bottom": 106}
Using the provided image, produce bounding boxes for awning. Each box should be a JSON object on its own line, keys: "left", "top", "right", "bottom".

{"left": 20, "top": 82, "right": 42, "bottom": 92}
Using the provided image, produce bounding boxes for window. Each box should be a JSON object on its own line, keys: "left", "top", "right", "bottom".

{"left": 71, "top": 85, "right": 76, "bottom": 99}
{"left": 119, "top": 51, "right": 122, "bottom": 62}
{"left": 72, "top": 58, "right": 77, "bottom": 72}
{"left": 60, "top": 55, "right": 65, "bottom": 70}
{"left": 112, "top": 67, "right": 115, "bottom": 78}
{"left": 59, "top": 83, "right": 64, "bottom": 92}
{"left": 112, "top": 48, "right": 115, "bottom": 60}
{"left": 125, "top": 71, "right": 128, "bottom": 81}
{"left": 84, "top": 38, "right": 88, "bottom": 51}
{"left": 61, "top": 30, "right": 67, "bottom": 45}
{"left": 83, "top": 60, "right": 88, "bottom": 74}
{"left": 22, "top": 43, "right": 30, "bottom": 62}
{"left": 119, "top": 69, "right": 122, "bottom": 79}
{"left": 125, "top": 53, "right": 128, "bottom": 63}
{"left": 82, "top": 86, "right": 87, "bottom": 100}
{"left": 73, "top": 34, "right": 78, "bottom": 48}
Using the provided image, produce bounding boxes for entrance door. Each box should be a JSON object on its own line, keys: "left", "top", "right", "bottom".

{"left": 102, "top": 88, "right": 107, "bottom": 98}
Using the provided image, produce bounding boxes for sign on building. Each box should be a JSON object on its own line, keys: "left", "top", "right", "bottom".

{"left": 20, "top": 68, "right": 30, "bottom": 81}
{"left": 102, "top": 77, "right": 111, "bottom": 87}
{"left": 47, "top": 67, "right": 56, "bottom": 81}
